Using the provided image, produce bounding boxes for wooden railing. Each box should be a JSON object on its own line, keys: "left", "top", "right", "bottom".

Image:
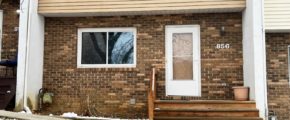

{"left": 148, "top": 68, "right": 156, "bottom": 120}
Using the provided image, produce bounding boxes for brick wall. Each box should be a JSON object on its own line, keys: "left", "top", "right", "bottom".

{"left": 0, "top": 0, "right": 19, "bottom": 77}
{"left": 266, "top": 33, "right": 290, "bottom": 120}
{"left": 0, "top": 0, "right": 18, "bottom": 60}
{"left": 43, "top": 13, "right": 243, "bottom": 117}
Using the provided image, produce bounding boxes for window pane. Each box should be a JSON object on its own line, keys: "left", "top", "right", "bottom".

{"left": 173, "top": 33, "right": 193, "bottom": 56}
{"left": 172, "top": 33, "right": 193, "bottom": 80}
{"left": 108, "top": 32, "right": 134, "bottom": 64}
{"left": 173, "top": 57, "right": 193, "bottom": 80}
{"left": 81, "top": 32, "right": 107, "bottom": 64}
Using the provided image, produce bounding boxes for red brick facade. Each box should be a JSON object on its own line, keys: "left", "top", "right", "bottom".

{"left": 3, "top": 1, "right": 290, "bottom": 119}
{"left": 0, "top": 0, "right": 19, "bottom": 77}
{"left": 0, "top": 0, "right": 18, "bottom": 60}
{"left": 266, "top": 33, "right": 290, "bottom": 120}
{"left": 43, "top": 13, "right": 243, "bottom": 117}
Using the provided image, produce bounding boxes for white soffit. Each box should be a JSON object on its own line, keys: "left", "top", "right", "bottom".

{"left": 41, "top": 8, "right": 245, "bottom": 17}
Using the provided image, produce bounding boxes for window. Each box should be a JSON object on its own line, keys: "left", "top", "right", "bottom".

{"left": 78, "top": 28, "right": 137, "bottom": 68}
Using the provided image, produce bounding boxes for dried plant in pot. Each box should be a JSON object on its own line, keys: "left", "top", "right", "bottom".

{"left": 232, "top": 86, "right": 249, "bottom": 101}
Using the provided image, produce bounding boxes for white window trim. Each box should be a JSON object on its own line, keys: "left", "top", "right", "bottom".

{"left": 77, "top": 27, "right": 137, "bottom": 68}
{"left": 0, "top": 10, "right": 3, "bottom": 60}
{"left": 288, "top": 45, "right": 290, "bottom": 85}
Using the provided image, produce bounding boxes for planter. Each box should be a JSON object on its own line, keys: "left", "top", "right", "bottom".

{"left": 232, "top": 86, "right": 249, "bottom": 101}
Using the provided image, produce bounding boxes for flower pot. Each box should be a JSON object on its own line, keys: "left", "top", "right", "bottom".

{"left": 233, "top": 86, "right": 249, "bottom": 101}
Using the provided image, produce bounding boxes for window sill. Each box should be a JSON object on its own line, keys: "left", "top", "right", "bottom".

{"left": 77, "top": 64, "right": 136, "bottom": 68}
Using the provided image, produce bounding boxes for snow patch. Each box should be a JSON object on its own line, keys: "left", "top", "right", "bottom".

{"left": 61, "top": 112, "right": 148, "bottom": 120}
{"left": 18, "top": 111, "right": 26, "bottom": 114}
{"left": 61, "top": 112, "right": 78, "bottom": 118}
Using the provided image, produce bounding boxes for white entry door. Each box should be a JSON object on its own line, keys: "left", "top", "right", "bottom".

{"left": 165, "top": 25, "right": 201, "bottom": 96}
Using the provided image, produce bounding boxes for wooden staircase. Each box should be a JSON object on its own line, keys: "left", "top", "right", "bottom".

{"left": 153, "top": 100, "right": 262, "bottom": 120}
{"left": 148, "top": 68, "right": 262, "bottom": 120}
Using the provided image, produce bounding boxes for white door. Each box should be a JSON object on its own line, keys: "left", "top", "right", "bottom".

{"left": 165, "top": 25, "right": 201, "bottom": 96}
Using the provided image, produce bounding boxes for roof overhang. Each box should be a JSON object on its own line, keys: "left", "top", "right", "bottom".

{"left": 38, "top": 0, "right": 246, "bottom": 17}
{"left": 40, "top": 7, "right": 245, "bottom": 17}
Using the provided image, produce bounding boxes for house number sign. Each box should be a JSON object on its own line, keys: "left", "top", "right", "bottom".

{"left": 216, "top": 43, "right": 230, "bottom": 49}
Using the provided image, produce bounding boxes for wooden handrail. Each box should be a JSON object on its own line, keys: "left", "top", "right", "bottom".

{"left": 148, "top": 68, "right": 156, "bottom": 120}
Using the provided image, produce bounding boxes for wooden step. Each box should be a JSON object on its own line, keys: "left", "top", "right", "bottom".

{"left": 154, "top": 100, "right": 259, "bottom": 118}
{"left": 154, "top": 109, "right": 259, "bottom": 117}
{"left": 155, "top": 100, "right": 256, "bottom": 104}
{"left": 155, "top": 100, "right": 256, "bottom": 110}
{"left": 154, "top": 116, "right": 263, "bottom": 120}
{"left": 155, "top": 108, "right": 259, "bottom": 112}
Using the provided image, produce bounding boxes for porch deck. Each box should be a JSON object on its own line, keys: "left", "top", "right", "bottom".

{"left": 148, "top": 68, "right": 262, "bottom": 120}
{"left": 152, "top": 99, "right": 261, "bottom": 120}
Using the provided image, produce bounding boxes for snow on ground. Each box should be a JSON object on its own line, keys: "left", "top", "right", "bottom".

{"left": 61, "top": 112, "right": 78, "bottom": 118}
{"left": 61, "top": 112, "right": 148, "bottom": 120}
{"left": 0, "top": 117, "right": 20, "bottom": 120}
{"left": 0, "top": 111, "right": 147, "bottom": 120}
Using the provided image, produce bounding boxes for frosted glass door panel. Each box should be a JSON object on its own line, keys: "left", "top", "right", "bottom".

{"left": 172, "top": 33, "right": 193, "bottom": 80}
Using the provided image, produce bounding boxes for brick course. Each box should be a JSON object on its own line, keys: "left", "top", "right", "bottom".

{"left": 43, "top": 13, "right": 243, "bottom": 117}
{"left": 266, "top": 33, "right": 290, "bottom": 120}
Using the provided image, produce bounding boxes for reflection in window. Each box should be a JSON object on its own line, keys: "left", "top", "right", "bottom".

{"left": 109, "top": 32, "right": 134, "bottom": 64}
{"left": 79, "top": 28, "right": 135, "bottom": 67}
{"left": 82, "top": 32, "right": 107, "bottom": 64}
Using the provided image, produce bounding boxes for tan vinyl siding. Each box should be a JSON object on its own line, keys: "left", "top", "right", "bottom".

{"left": 38, "top": 0, "right": 246, "bottom": 17}
{"left": 265, "top": 0, "right": 290, "bottom": 32}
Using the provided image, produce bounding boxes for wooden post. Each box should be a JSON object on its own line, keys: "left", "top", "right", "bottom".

{"left": 148, "top": 68, "right": 156, "bottom": 120}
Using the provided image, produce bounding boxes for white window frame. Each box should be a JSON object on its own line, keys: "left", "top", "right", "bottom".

{"left": 77, "top": 27, "right": 137, "bottom": 68}
{"left": 288, "top": 45, "right": 290, "bottom": 85}
{"left": 0, "top": 10, "right": 3, "bottom": 60}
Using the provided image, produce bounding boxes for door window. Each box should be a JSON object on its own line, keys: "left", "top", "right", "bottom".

{"left": 172, "top": 33, "right": 193, "bottom": 80}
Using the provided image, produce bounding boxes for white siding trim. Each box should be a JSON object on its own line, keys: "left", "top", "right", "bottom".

{"left": 264, "top": 0, "right": 290, "bottom": 32}
{"left": 243, "top": 0, "right": 268, "bottom": 118}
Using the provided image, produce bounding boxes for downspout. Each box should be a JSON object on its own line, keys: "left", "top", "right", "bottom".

{"left": 21, "top": 0, "right": 32, "bottom": 113}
